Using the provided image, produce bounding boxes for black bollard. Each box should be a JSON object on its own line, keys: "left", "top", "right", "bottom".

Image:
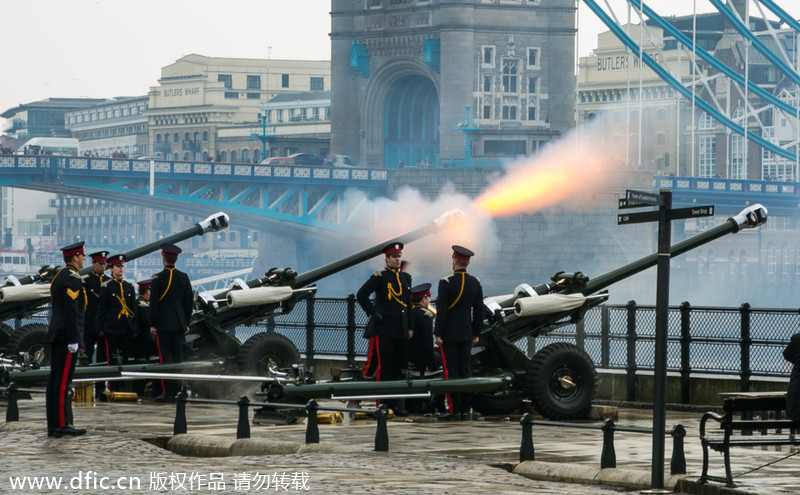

{"left": 519, "top": 413, "right": 535, "bottom": 462}
{"left": 305, "top": 399, "right": 319, "bottom": 444}
{"left": 6, "top": 383, "right": 19, "bottom": 422}
{"left": 600, "top": 419, "right": 617, "bottom": 469}
{"left": 173, "top": 391, "right": 188, "bottom": 435}
{"left": 374, "top": 404, "right": 389, "bottom": 452}
{"left": 670, "top": 424, "right": 687, "bottom": 475}
{"left": 236, "top": 396, "right": 251, "bottom": 439}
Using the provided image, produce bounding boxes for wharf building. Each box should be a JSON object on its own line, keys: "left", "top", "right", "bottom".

{"left": 146, "top": 54, "right": 330, "bottom": 163}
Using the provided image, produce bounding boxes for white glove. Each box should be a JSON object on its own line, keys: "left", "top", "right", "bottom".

{"left": 67, "top": 343, "right": 78, "bottom": 353}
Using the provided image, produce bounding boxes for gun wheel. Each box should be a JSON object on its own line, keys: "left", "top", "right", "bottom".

{"left": 236, "top": 332, "right": 301, "bottom": 376}
{"left": 6, "top": 323, "right": 50, "bottom": 367}
{"left": 527, "top": 342, "right": 596, "bottom": 420}
{"left": 1, "top": 322, "right": 13, "bottom": 352}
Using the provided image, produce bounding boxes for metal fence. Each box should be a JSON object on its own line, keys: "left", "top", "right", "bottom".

{"left": 11, "top": 297, "right": 797, "bottom": 384}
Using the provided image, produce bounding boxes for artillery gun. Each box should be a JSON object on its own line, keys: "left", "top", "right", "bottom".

{"left": 257, "top": 204, "right": 768, "bottom": 420}
{"left": 2, "top": 209, "right": 464, "bottom": 385}
{"left": 0, "top": 212, "right": 230, "bottom": 362}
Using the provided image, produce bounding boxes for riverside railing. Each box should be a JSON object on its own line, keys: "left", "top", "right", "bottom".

{"left": 5, "top": 297, "right": 797, "bottom": 404}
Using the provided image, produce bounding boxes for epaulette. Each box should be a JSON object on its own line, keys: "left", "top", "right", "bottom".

{"left": 440, "top": 274, "right": 453, "bottom": 283}
{"left": 474, "top": 276, "right": 481, "bottom": 283}
{"left": 422, "top": 308, "right": 435, "bottom": 318}
{"left": 373, "top": 269, "right": 383, "bottom": 277}
{"left": 152, "top": 273, "right": 160, "bottom": 280}
{"left": 69, "top": 270, "right": 82, "bottom": 280}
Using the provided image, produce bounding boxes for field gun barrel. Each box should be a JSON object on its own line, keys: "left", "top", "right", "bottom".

{"left": 579, "top": 204, "right": 767, "bottom": 296}
{"left": 78, "top": 211, "right": 229, "bottom": 276}
{"left": 292, "top": 208, "right": 464, "bottom": 289}
{"left": 0, "top": 212, "right": 229, "bottom": 334}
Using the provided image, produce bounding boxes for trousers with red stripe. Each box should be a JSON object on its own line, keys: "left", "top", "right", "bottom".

{"left": 46, "top": 345, "right": 77, "bottom": 431}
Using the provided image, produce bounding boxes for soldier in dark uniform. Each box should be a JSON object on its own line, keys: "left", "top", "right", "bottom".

{"left": 83, "top": 250, "right": 109, "bottom": 400}
{"left": 434, "top": 245, "right": 484, "bottom": 420}
{"left": 132, "top": 279, "right": 154, "bottom": 395}
{"left": 784, "top": 332, "right": 800, "bottom": 420}
{"left": 408, "top": 282, "right": 438, "bottom": 414}
{"left": 95, "top": 254, "right": 137, "bottom": 393}
{"left": 149, "top": 243, "right": 193, "bottom": 401}
{"left": 45, "top": 241, "right": 87, "bottom": 437}
{"left": 357, "top": 242, "right": 413, "bottom": 414}
{"left": 132, "top": 279, "right": 155, "bottom": 361}
{"left": 408, "top": 283, "right": 436, "bottom": 375}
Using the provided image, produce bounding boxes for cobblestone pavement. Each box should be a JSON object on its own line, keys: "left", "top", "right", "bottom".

{"left": 1, "top": 395, "right": 799, "bottom": 494}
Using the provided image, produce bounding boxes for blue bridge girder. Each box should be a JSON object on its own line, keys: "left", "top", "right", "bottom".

{"left": 654, "top": 175, "right": 800, "bottom": 216}
{"left": 0, "top": 155, "right": 389, "bottom": 239}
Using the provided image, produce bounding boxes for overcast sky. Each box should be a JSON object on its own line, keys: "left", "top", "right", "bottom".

{"left": 1, "top": 1, "right": 798, "bottom": 124}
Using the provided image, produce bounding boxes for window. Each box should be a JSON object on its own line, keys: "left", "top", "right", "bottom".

{"left": 527, "top": 106, "right": 536, "bottom": 121}
{"left": 483, "top": 76, "right": 492, "bottom": 92}
{"left": 656, "top": 133, "right": 665, "bottom": 146}
{"left": 502, "top": 98, "right": 517, "bottom": 120}
{"left": 282, "top": 74, "right": 289, "bottom": 88}
{"left": 484, "top": 105, "right": 491, "bottom": 119}
{"left": 767, "top": 243, "right": 776, "bottom": 280}
{"left": 527, "top": 47, "right": 540, "bottom": 69}
{"left": 247, "top": 93, "right": 260, "bottom": 99}
{"left": 225, "top": 92, "right": 238, "bottom": 99}
{"left": 782, "top": 244, "right": 792, "bottom": 282}
{"left": 502, "top": 59, "right": 518, "bottom": 93}
{"left": 482, "top": 46, "right": 495, "bottom": 66}
{"left": 247, "top": 75, "right": 261, "bottom": 90}
{"left": 527, "top": 76, "right": 537, "bottom": 94}
{"left": 699, "top": 135, "right": 716, "bottom": 178}
{"left": 310, "top": 77, "right": 324, "bottom": 91}
{"left": 242, "top": 149, "right": 250, "bottom": 163}
{"left": 699, "top": 111, "right": 714, "bottom": 130}
{"left": 218, "top": 74, "right": 232, "bottom": 89}
{"left": 312, "top": 107, "right": 320, "bottom": 120}
{"left": 369, "top": 0, "right": 381, "bottom": 6}
{"left": 276, "top": 110, "right": 283, "bottom": 123}
{"left": 300, "top": 108, "right": 307, "bottom": 120}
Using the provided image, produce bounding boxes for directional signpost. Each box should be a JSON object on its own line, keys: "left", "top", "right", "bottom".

{"left": 618, "top": 189, "right": 713, "bottom": 492}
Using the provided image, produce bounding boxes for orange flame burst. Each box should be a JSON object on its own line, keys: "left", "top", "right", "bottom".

{"left": 475, "top": 135, "right": 617, "bottom": 218}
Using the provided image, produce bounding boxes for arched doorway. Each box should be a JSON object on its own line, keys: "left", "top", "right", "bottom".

{"left": 383, "top": 76, "right": 439, "bottom": 168}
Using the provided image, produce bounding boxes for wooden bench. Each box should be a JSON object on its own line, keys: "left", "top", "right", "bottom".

{"left": 700, "top": 391, "right": 800, "bottom": 487}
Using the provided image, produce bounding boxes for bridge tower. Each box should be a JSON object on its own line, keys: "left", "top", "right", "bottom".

{"left": 330, "top": 0, "right": 576, "bottom": 169}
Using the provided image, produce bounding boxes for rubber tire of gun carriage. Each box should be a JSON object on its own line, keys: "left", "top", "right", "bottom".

{"left": 5, "top": 323, "right": 50, "bottom": 367}
{"left": 235, "top": 332, "right": 301, "bottom": 376}
{"left": 526, "top": 342, "right": 597, "bottom": 420}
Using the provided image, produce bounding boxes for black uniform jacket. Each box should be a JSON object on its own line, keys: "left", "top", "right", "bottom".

{"left": 149, "top": 267, "right": 193, "bottom": 333}
{"left": 434, "top": 270, "right": 484, "bottom": 342}
{"left": 357, "top": 267, "right": 413, "bottom": 340}
{"left": 46, "top": 266, "right": 86, "bottom": 346}
{"left": 136, "top": 298, "right": 152, "bottom": 338}
{"left": 96, "top": 277, "right": 137, "bottom": 336}
{"left": 410, "top": 304, "right": 436, "bottom": 368}
{"left": 83, "top": 271, "right": 109, "bottom": 335}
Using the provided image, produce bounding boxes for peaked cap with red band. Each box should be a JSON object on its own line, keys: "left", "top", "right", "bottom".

{"left": 160, "top": 243, "right": 182, "bottom": 256}
{"left": 60, "top": 241, "right": 85, "bottom": 258}
{"left": 382, "top": 242, "right": 404, "bottom": 256}
{"left": 89, "top": 251, "right": 109, "bottom": 263}
{"left": 411, "top": 282, "right": 432, "bottom": 299}
{"left": 107, "top": 254, "right": 126, "bottom": 266}
{"left": 137, "top": 279, "right": 151, "bottom": 290}
{"left": 451, "top": 245, "right": 475, "bottom": 261}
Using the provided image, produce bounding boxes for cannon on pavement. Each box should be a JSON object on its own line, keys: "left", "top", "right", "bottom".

{"left": 3, "top": 209, "right": 465, "bottom": 386}
{"left": 256, "top": 204, "right": 768, "bottom": 420}
{"left": 0, "top": 212, "right": 230, "bottom": 363}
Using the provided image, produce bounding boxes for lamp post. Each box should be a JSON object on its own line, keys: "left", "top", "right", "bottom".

{"left": 247, "top": 234, "right": 252, "bottom": 259}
